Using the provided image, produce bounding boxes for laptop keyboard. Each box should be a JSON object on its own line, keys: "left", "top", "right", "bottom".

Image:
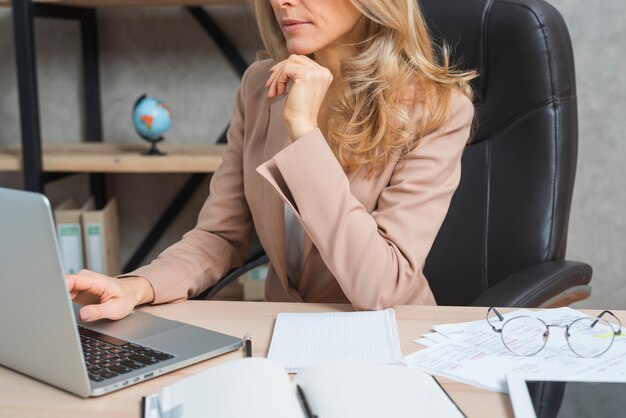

{"left": 79, "top": 327, "right": 175, "bottom": 382}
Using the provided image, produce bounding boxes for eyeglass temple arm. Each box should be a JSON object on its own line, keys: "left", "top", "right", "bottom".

{"left": 592, "top": 310, "right": 622, "bottom": 335}
{"left": 486, "top": 307, "right": 504, "bottom": 332}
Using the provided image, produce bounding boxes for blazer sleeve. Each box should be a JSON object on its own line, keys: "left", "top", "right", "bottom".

{"left": 256, "top": 93, "right": 474, "bottom": 310}
{"left": 121, "top": 67, "right": 255, "bottom": 304}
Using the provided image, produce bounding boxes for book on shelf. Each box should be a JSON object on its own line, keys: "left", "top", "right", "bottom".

{"left": 81, "top": 197, "right": 121, "bottom": 276}
{"left": 53, "top": 196, "right": 121, "bottom": 276}
{"left": 53, "top": 197, "right": 93, "bottom": 275}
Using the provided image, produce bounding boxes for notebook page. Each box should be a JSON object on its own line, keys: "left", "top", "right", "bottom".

{"left": 296, "top": 363, "right": 464, "bottom": 418}
{"left": 143, "top": 358, "right": 304, "bottom": 418}
{"left": 267, "top": 309, "right": 402, "bottom": 373}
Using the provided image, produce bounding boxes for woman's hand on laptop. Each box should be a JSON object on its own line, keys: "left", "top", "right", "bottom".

{"left": 66, "top": 270, "right": 154, "bottom": 322}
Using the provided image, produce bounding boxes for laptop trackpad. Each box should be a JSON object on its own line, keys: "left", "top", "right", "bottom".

{"left": 74, "top": 305, "right": 182, "bottom": 341}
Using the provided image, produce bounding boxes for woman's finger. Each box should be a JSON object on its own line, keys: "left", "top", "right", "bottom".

{"left": 272, "top": 62, "right": 301, "bottom": 97}
{"left": 268, "top": 62, "right": 290, "bottom": 98}
{"left": 66, "top": 272, "right": 107, "bottom": 297}
{"left": 266, "top": 62, "right": 287, "bottom": 97}
{"left": 267, "top": 58, "right": 305, "bottom": 98}
{"left": 79, "top": 298, "right": 131, "bottom": 322}
{"left": 266, "top": 68, "right": 280, "bottom": 97}
{"left": 273, "top": 66, "right": 290, "bottom": 96}
{"left": 265, "top": 67, "right": 276, "bottom": 88}
{"left": 266, "top": 71, "right": 277, "bottom": 97}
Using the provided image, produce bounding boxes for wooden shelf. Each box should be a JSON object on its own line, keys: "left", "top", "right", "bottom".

{"left": 0, "top": 143, "right": 226, "bottom": 173}
{"left": 1, "top": 0, "right": 247, "bottom": 7}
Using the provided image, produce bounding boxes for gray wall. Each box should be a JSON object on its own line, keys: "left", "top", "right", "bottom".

{"left": 548, "top": 0, "right": 626, "bottom": 310}
{"left": 0, "top": 2, "right": 624, "bottom": 308}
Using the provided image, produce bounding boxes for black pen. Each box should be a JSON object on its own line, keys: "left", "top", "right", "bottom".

{"left": 244, "top": 332, "right": 252, "bottom": 357}
{"left": 296, "top": 384, "right": 317, "bottom": 418}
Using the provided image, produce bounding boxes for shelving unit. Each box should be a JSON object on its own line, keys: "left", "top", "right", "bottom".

{"left": 4, "top": 0, "right": 249, "bottom": 272}
{"left": 0, "top": 143, "right": 227, "bottom": 173}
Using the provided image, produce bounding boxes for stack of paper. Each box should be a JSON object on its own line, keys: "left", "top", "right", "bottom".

{"left": 404, "top": 307, "right": 626, "bottom": 393}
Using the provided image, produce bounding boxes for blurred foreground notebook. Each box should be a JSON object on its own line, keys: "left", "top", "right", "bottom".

{"left": 142, "top": 358, "right": 464, "bottom": 418}
{"left": 267, "top": 309, "right": 403, "bottom": 373}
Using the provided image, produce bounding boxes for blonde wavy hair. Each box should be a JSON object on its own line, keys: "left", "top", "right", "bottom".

{"left": 253, "top": 0, "right": 478, "bottom": 174}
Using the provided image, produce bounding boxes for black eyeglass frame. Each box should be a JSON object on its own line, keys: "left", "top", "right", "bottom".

{"left": 486, "top": 307, "right": 623, "bottom": 358}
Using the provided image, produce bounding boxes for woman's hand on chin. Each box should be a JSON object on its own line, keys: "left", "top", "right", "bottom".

{"left": 265, "top": 54, "right": 333, "bottom": 141}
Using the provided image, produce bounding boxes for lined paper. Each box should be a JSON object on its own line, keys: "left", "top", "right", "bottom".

{"left": 267, "top": 309, "right": 403, "bottom": 373}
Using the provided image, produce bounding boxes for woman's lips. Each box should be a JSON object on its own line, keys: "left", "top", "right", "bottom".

{"left": 282, "top": 22, "right": 310, "bottom": 33}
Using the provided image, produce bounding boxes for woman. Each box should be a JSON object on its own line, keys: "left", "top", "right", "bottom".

{"left": 69, "top": 0, "right": 476, "bottom": 322}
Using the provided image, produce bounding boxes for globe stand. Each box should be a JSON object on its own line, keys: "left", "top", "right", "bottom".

{"left": 141, "top": 136, "right": 167, "bottom": 156}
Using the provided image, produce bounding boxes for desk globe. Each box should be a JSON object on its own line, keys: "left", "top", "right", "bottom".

{"left": 133, "top": 95, "right": 172, "bottom": 156}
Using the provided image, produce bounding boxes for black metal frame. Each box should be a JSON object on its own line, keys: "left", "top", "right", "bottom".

{"left": 12, "top": 2, "right": 107, "bottom": 206}
{"left": 12, "top": 0, "right": 44, "bottom": 194}
{"left": 10, "top": 2, "right": 248, "bottom": 273}
{"left": 187, "top": 7, "right": 248, "bottom": 78}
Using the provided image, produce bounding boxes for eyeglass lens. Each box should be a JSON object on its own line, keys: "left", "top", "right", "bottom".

{"left": 566, "top": 317, "right": 615, "bottom": 357}
{"left": 500, "top": 316, "right": 548, "bottom": 356}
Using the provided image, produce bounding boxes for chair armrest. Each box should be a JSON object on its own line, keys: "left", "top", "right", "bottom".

{"left": 469, "top": 260, "right": 592, "bottom": 308}
{"left": 200, "top": 253, "right": 269, "bottom": 300}
{"left": 193, "top": 237, "right": 268, "bottom": 301}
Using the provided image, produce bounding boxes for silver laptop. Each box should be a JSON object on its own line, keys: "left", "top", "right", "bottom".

{"left": 0, "top": 187, "right": 242, "bottom": 397}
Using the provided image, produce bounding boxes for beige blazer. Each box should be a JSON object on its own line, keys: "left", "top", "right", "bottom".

{"left": 126, "top": 59, "right": 474, "bottom": 310}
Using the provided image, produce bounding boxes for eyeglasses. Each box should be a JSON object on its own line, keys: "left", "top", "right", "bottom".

{"left": 486, "top": 307, "right": 622, "bottom": 358}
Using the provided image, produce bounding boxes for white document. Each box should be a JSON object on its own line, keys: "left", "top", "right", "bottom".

{"left": 405, "top": 307, "right": 626, "bottom": 393}
{"left": 267, "top": 309, "right": 403, "bottom": 373}
{"left": 414, "top": 332, "right": 451, "bottom": 346}
{"left": 415, "top": 337, "right": 439, "bottom": 348}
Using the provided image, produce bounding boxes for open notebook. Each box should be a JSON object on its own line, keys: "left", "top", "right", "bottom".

{"left": 142, "top": 358, "right": 464, "bottom": 418}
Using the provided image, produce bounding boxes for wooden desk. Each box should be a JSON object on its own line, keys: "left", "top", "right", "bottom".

{"left": 0, "top": 302, "right": 542, "bottom": 417}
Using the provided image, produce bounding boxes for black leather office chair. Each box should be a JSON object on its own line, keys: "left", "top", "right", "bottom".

{"left": 200, "top": 0, "right": 592, "bottom": 307}
{"left": 421, "top": 0, "right": 591, "bottom": 307}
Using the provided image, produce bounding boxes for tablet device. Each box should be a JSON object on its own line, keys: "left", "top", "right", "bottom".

{"left": 507, "top": 374, "right": 626, "bottom": 418}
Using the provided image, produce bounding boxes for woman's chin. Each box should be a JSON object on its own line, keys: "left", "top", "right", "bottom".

{"left": 285, "top": 43, "right": 317, "bottom": 56}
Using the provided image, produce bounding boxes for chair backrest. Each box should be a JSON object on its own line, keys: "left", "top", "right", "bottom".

{"left": 421, "top": 0, "right": 578, "bottom": 305}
